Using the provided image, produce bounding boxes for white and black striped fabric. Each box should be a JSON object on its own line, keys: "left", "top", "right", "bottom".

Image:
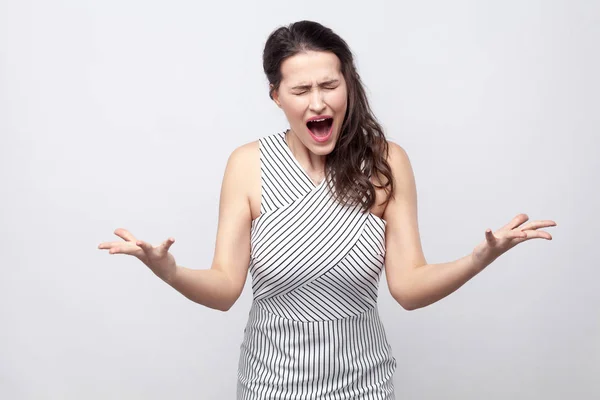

{"left": 237, "top": 131, "right": 397, "bottom": 399}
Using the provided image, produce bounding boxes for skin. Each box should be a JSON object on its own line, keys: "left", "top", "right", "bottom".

{"left": 271, "top": 50, "right": 348, "bottom": 186}
{"left": 98, "top": 50, "right": 557, "bottom": 311}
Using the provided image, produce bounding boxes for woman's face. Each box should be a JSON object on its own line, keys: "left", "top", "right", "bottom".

{"left": 272, "top": 50, "right": 348, "bottom": 155}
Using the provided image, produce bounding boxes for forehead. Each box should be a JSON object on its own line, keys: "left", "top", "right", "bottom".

{"left": 280, "top": 51, "right": 342, "bottom": 85}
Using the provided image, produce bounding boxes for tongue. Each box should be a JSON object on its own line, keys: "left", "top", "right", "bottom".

{"left": 307, "top": 119, "right": 332, "bottom": 136}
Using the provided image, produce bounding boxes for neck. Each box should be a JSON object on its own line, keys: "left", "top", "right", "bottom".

{"left": 285, "top": 129, "right": 326, "bottom": 181}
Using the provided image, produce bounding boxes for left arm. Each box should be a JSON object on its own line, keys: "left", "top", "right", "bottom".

{"left": 382, "top": 142, "right": 556, "bottom": 310}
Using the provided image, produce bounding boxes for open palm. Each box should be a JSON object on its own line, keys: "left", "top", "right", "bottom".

{"left": 98, "top": 228, "right": 178, "bottom": 282}
{"left": 472, "top": 213, "right": 557, "bottom": 268}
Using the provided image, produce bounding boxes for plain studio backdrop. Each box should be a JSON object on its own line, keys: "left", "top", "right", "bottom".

{"left": 1, "top": 0, "right": 598, "bottom": 399}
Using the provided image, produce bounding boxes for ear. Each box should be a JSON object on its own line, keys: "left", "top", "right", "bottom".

{"left": 270, "top": 84, "right": 282, "bottom": 108}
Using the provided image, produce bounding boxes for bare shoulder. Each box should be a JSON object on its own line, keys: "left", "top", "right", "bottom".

{"left": 383, "top": 140, "right": 416, "bottom": 198}
{"left": 227, "top": 139, "right": 259, "bottom": 169}
{"left": 225, "top": 139, "right": 261, "bottom": 221}
{"left": 371, "top": 139, "right": 414, "bottom": 202}
{"left": 225, "top": 140, "right": 259, "bottom": 185}
{"left": 386, "top": 140, "right": 413, "bottom": 177}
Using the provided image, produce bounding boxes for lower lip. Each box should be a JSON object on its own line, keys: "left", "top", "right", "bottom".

{"left": 306, "top": 121, "right": 334, "bottom": 143}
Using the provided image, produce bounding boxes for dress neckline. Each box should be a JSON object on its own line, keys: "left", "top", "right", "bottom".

{"left": 270, "top": 130, "right": 387, "bottom": 227}
{"left": 280, "top": 130, "right": 327, "bottom": 189}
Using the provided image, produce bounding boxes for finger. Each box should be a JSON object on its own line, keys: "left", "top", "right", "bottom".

{"left": 520, "top": 220, "right": 557, "bottom": 231}
{"left": 506, "top": 230, "right": 528, "bottom": 240}
{"left": 524, "top": 230, "right": 553, "bottom": 240}
{"left": 500, "top": 213, "right": 529, "bottom": 231}
{"left": 107, "top": 243, "right": 144, "bottom": 256}
{"left": 512, "top": 230, "right": 553, "bottom": 244}
{"left": 161, "top": 237, "right": 175, "bottom": 252}
{"left": 114, "top": 228, "right": 138, "bottom": 242}
{"left": 109, "top": 246, "right": 124, "bottom": 254}
{"left": 98, "top": 241, "right": 128, "bottom": 249}
{"left": 485, "top": 229, "right": 497, "bottom": 245}
{"left": 136, "top": 240, "right": 154, "bottom": 254}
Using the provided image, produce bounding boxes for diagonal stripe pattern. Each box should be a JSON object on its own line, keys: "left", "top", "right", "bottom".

{"left": 237, "top": 131, "right": 397, "bottom": 399}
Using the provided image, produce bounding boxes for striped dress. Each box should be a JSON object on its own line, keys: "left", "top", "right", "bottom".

{"left": 237, "top": 131, "right": 397, "bottom": 399}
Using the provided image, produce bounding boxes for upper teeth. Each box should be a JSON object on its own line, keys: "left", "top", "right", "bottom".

{"left": 312, "top": 118, "right": 327, "bottom": 122}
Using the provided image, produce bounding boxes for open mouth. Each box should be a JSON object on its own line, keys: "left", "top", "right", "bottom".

{"left": 306, "top": 117, "right": 334, "bottom": 139}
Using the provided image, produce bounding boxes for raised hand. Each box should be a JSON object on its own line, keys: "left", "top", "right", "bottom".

{"left": 98, "top": 228, "right": 178, "bottom": 283}
{"left": 471, "top": 213, "right": 557, "bottom": 269}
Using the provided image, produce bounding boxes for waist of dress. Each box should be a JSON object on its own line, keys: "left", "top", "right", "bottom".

{"left": 249, "top": 291, "right": 381, "bottom": 323}
{"left": 247, "top": 300, "right": 385, "bottom": 324}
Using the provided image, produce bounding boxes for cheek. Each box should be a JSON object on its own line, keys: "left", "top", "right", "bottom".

{"left": 328, "top": 90, "right": 347, "bottom": 111}
{"left": 283, "top": 97, "right": 308, "bottom": 118}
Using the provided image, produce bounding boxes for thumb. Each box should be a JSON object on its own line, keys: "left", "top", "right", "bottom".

{"left": 485, "top": 229, "right": 497, "bottom": 246}
{"left": 136, "top": 240, "right": 154, "bottom": 254}
{"left": 161, "top": 237, "right": 175, "bottom": 253}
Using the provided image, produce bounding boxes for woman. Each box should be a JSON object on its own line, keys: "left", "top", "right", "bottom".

{"left": 98, "top": 20, "right": 556, "bottom": 399}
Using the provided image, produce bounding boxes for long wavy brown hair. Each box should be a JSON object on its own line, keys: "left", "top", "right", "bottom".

{"left": 263, "top": 20, "right": 395, "bottom": 212}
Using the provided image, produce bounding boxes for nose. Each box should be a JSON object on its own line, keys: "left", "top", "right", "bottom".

{"left": 308, "top": 90, "right": 326, "bottom": 114}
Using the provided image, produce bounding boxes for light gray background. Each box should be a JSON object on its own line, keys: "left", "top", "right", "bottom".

{"left": 1, "top": 0, "right": 598, "bottom": 399}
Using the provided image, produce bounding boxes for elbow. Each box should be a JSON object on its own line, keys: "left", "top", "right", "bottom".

{"left": 399, "top": 301, "right": 418, "bottom": 311}
{"left": 215, "top": 301, "right": 231, "bottom": 312}
{"left": 191, "top": 298, "right": 232, "bottom": 312}
{"left": 215, "top": 298, "right": 236, "bottom": 312}
{"left": 214, "top": 272, "right": 242, "bottom": 312}
{"left": 191, "top": 293, "right": 236, "bottom": 312}
{"left": 396, "top": 296, "right": 420, "bottom": 311}
{"left": 404, "top": 303, "right": 424, "bottom": 311}
{"left": 216, "top": 292, "right": 241, "bottom": 312}
{"left": 391, "top": 286, "right": 423, "bottom": 311}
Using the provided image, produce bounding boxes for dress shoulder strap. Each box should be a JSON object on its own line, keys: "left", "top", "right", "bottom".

{"left": 258, "top": 131, "right": 315, "bottom": 214}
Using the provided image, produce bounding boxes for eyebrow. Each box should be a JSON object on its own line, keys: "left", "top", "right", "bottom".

{"left": 290, "top": 79, "right": 340, "bottom": 91}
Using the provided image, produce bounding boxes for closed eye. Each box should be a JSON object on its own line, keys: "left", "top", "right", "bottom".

{"left": 292, "top": 85, "right": 338, "bottom": 95}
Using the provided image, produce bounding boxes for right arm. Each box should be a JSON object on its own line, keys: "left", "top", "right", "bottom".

{"left": 166, "top": 142, "right": 257, "bottom": 311}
